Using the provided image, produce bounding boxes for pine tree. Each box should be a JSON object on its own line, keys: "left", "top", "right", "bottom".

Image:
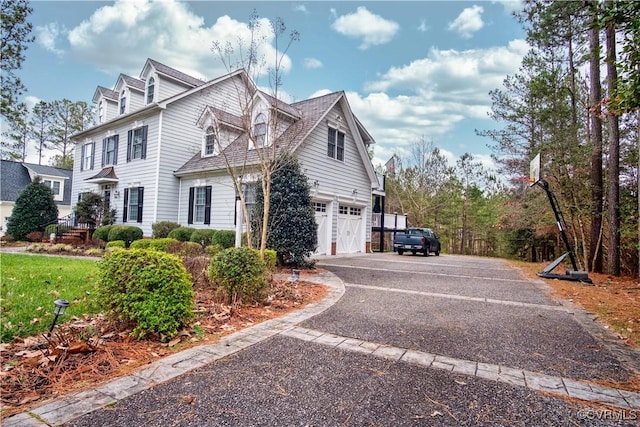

{"left": 6, "top": 178, "right": 59, "bottom": 240}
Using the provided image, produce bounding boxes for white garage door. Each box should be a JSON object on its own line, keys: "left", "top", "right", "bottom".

{"left": 337, "top": 204, "right": 363, "bottom": 254}
{"left": 314, "top": 202, "right": 329, "bottom": 255}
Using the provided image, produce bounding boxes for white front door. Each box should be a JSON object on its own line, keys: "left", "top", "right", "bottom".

{"left": 337, "top": 204, "right": 363, "bottom": 254}
{"left": 314, "top": 202, "right": 328, "bottom": 255}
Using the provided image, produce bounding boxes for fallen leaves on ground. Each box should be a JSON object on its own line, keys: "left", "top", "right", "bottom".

{"left": 0, "top": 270, "right": 328, "bottom": 419}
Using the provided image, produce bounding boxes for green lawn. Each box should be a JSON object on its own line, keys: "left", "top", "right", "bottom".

{"left": 0, "top": 253, "right": 100, "bottom": 342}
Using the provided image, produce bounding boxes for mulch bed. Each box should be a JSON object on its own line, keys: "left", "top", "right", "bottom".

{"left": 0, "top": 270, "right": 328, "bottom": 419}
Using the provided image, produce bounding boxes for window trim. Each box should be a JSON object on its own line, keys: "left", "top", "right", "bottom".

{"left": 146, "top": 77, "right": 155, "bottom": 104}
{"left": 187, "top": 186, "right": 212, "bottom": 225}
{"left": 119, "top": 90, "right": 127, "bottom": 115}
{"left": 102, "top": 134, "right": 119, "bottom": 166}
{"left": 253, "top": 113, "right": 267, "bottom": 148}
{"left": 327, "top": 127, "right": 345, "bottom": 161}
{"left": 127, "top": 126, "right": 148, "bottom": 161}
{"left": 81, "top": 141, "right": 95, "bottom": 171}
{"left": 123, "top": 187, "right": 144, "bottom": 223}
{"left": 204, "top": 126, "right": 217, "bottom": 156}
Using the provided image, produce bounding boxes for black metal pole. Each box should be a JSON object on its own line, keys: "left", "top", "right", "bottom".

{"left": 537, "top": 180, "right": 579, "bottom": 271}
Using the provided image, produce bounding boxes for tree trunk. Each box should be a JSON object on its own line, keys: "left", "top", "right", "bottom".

{"left": 605, "top": 5, "right": 620, "bottom": 276}
{"left": 588, "top": 3, "right": 604, "bottom": 273}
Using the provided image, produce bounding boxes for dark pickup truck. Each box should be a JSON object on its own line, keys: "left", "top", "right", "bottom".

{"left": 393, "top": 228, "right": 441, "bottom": 256}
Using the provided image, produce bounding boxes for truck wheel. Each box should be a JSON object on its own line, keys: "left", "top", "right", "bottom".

{"left": 411, "top": 250, "right": 417, "bottom": 255}
{"left": 423, "top": 245, "right": 430, "bottom": 256}
{"left": 435, "top": 249, "right": 440, "bottom": 256}
{"left": 397, "top": 250, "right": 404, "bottom": 255}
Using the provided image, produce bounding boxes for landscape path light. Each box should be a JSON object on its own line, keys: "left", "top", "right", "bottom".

{"left": 48, "top": 299, "right": 70, "bottom": 336}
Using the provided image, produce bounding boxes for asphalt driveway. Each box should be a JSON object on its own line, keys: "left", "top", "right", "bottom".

{"left": 7, "top": 253, "right": 639, "bottom": 426}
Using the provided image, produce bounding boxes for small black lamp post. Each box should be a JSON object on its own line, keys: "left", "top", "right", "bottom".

{"left": 48, "top": 299, "right": 70, "bottom": 336}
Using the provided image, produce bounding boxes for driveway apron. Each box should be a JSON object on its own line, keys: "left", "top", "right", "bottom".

{"left": 6, "top": 254, "right": 640, "bottom": 426}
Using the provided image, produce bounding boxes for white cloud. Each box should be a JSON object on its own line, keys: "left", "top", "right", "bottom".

{"left": 448, "top": 5, "right": 484, "bottom": 39}
{"left": 65, "top": 0, "right": 292, "bottom": 80}
{"left": 331, "top": 6, "right": 399, "bottom": 50}
{"left": 417, "top": 19, "right": 429, "bottom": 33}
{"left": 293, "top": 4, "right": 308, "bottom": 14}
{"left": 495, "top": 0, "right": 525, "bottom": 14}
{"left": 303, "top": 57, "right": 323, "bottom": 69}
{"left": 349, "top": 40, "right": 528, "bottom": 167}
{"left": 35, "top": 23, "right": 65, "bottom": 55}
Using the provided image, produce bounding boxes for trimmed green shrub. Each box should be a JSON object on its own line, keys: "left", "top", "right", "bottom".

{"left": 165, "top": 241, "right": 205, "bottom": 257}
{"left": 93, "top": 225, "right": 114, "bottom": 242}
{"left": 152, "top": 221, "right": 181, "bottom": 238}
{"left": 129, "top": 239, "right": 152, "bottom": 249}
{"left": 106, "top": 240, "right": 125, "bottom": 249}
{"left": 107, "top": 225, "right": 143, "bottom": 247}
{"left": 205, "top": 244, "right": 223, "bottom": 258}
{"left": 190, "top": 229, "right": 217, "bottom": 247}
{"left": 264, "top": 249, "right": 277, "bottom": 272}
{"left": 167, "top": 226, "right": 196, "bottom": 242}
{"left": 148, "top": 238, "right": 178, "bottom": 252}
{"left": 209, "top": 247, "right": 267, "bottom": 305}
{"left": 6, "top": 179, "right": 59, "bottom": 241}
{"left": 212, "top": 229, "right": 235, "bottom": 249}
{"left": 96, "top": 249, "right": 195, "bottom": 340}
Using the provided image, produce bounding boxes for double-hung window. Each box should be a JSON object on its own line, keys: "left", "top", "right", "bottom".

{"left": 205, "top": 126, "right": 216, "bottom": 155}
{"left": 146, "top": 77, "right": 155, "bottom": 104}
{"left": 81, "top": 142, "right": 95, "bottom": 171}
{"left": 127, "top": 126, "right": 147, "bottom": 161}
{"left": 327, "top": 128, "right": 345, "bottom": 161}
{"left": 188, "top": 186, "right": 212, "bottom": 225}
{"left": 102, "top": 135, "right": 119, "bottom": 166}
{"left": 123, "top": 187, "right": 144, "bottom": 223}
{"left": 43, "top": 179, "right": 61, "bottom": 196}
{"left": 119, "top": 90, "right": 126, "bottom": 115}
{"left": 253, "top": 113, "right": 266, "bottom": 148}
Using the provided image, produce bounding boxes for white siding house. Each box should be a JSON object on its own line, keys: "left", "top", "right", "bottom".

{"left": 71, "top": 59, "right": 382, "bottom": 255}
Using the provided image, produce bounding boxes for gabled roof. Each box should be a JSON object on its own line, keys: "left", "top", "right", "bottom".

{"left": 196, "top": 106, "right": 244, "bottom": 131}
{"left": 92, "top": 86, "right": 118, "bottom": 103}
{"left": 174, "top": 91, "right": 343, "bottom": 176}
{"left": 117, "top": 74, "right": 145, "bottom": 92}
{"left": 258, "top": 91, "right": 301, "bottom": 120}
{"left": 143, "top": 58, "right": 206, "bottom": 88}
{"left": 0, "top": 160, "right": 72, "bottom": 205}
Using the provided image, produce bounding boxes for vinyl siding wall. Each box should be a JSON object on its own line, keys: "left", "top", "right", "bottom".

{"left": 178, "top": 174, "right": 238, "bottom": 230}
{"left": 157, "top": 78, "right": 193, "bottom": 103}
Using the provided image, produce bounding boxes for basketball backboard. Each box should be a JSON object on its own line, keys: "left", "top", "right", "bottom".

{"left": 529, "top": 153, "right": 541, "bottom": 186}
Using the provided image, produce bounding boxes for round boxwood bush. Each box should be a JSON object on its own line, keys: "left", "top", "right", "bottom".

{"left": 209, "top": 247, "right": 267, "bottom": 305}
{"left": 107, "top": 225, "right": 143, "bottom": 247}
{"left": 212, "top": 229, "right": 235, "bottom": 249}
{"left": 167, "top": 226, "right": 196, "bottom": 242}
{"left": 190, "top": 229, "right": 217, "bottom": 247}
{"left": 152, "top": 221, "right": 181, "bottom": 238}
{"left": 105, "top": 240, "right": 126, "bottom": 249}
{"left": 92, "top": 225, "right": 113, "bottom": 242}
{"left": 148, "top": 238, "right": 178, "bottom": 252}
{"left": 96, "top": 249, "right": 195, "bottom": 340}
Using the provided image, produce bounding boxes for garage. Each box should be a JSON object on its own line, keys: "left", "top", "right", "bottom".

{"left": 336, "top": 204, "right": 364, "bottom": 254}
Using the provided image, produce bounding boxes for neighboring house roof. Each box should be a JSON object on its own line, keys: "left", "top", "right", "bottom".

{"left": 145, "top": 58, "right": 206, "bottom": 88}
{"left": 174, "top": 91, "right": 343, "bottom": 176}
{"left": 92, "top": 86, "right": 119, "bottom": 103}
{"left": 0, "top": 160, "right": 72, "bottom": 205}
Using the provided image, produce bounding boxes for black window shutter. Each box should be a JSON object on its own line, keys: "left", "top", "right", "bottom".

{"left": 102, "top": 138, "right": 106, "bottom": 167}
{"left": 123, "top": 188, "right": 129, "bottom": 222}
{"left": 137, "top": 187, "right": 144, "bottom": 223}
{"left": 127, "top": 130, "right": 132, "bottom": 162}
{"left": 187, "top": 187, "right": 194, "bottom": 224}
{"left": 114, "top": 135, "right": 119, "bottom": 164}
{"left": 90, "top": 142, "right": 95, "bottom": 169}
{"left": 80, "top": 144, "right": 85, "bottom": 171}
{"left": 141, "top": 126, "right": 148, "bottom": 159}
{"left": 204, "top": 186, "right": 212, "bottom": 225}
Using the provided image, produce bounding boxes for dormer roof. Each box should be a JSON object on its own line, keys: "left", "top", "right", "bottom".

{"left": 92, "top": 86, "right": 118, "bottom": 103}
{"left": 141, "top": 58, "right": 205, "bottom": 88}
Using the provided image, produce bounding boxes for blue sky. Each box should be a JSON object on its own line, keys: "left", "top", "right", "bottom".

{"left": 18, "top": 0, "right": 527, "bottom": 171}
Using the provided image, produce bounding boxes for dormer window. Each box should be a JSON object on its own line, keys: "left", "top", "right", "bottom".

{"left": 120, "top": 90, "right": 127, "bottom": 114}
{"left": 98, "top": 100, "right": 105, "bottom": 123}
{"left": 204, "top": 126, "right": 217, "bottom": 155}
{"left": 253, "top": 113, "right": 266, "bottom": 148}
{"left": 146, "top": 77, "right": 155, "bottom": 104}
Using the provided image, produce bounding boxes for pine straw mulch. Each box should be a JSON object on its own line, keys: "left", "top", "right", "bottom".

{"left": 0, "top": 268, "right": 328, "bottom": 420}
{"left": 510, "top": 260, "right": 640, "bottom": 393}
